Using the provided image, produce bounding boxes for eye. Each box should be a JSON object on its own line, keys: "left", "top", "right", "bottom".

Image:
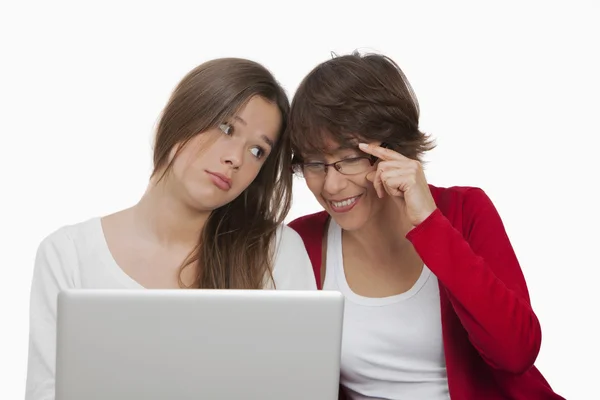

{"left": 219, "top": 123, "right": 233, "bottom": 135}
{"left": 250, "top": 146, "right": 266, "bottom": 159}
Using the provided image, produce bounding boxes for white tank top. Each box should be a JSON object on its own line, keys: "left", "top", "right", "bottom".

{"left": 322, "top": 219, "right": 450, "bottom": 400}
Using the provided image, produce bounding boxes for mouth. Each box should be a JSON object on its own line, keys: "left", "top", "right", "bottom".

{"left": 206, "top": 171, "right": 232, "bottom": 191}
{"left": 327, "top": 194, "right": 362, "bottom": 213}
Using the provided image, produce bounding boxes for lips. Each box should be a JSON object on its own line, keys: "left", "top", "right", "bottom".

{"left": 327, "top": 194, "right": 362, "bottom": 213}
{"left": 206, "top": 171, "right": 232, "bottom": 190}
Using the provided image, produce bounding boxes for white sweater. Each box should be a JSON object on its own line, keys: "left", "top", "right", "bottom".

{"left": 25, "top": 217, "right": 317, "bottom": 400}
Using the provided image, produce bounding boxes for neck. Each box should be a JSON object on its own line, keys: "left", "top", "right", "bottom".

{"left": 343, "top": 197, "right": 415, "bottom": 264}
{"left": 132, "top": 179, "right": 210, "bottom": 248}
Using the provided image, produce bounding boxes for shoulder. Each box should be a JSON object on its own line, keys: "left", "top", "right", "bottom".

{"left": 428, "top": 184, "right": 507, "bottom": 240}
{"left": 39, "top": 217, "right": 100, "bottom": 252}
{"left": 270, "top": 224, "right": 317, "bottom": 290}
{"left": 34, "top": 218, "right": 101, "bottom": 275}
{"left": 274, "top": 223, "right": 307, "bottom": 252}
{"left": 37, "top": 223, "right": 76, "bottom": 256}
{"left": 430, "top": 184, "right": 497, "bottom": 217}
{"left": 288, "top": 211, "right": 329, "bottom": 239}
{"left": 430, "top": 184, "right": 490, "bottom": 208}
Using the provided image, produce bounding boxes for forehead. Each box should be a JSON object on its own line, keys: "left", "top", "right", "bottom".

{"left": 235, "top": 96, "right": 282, "bottom": 143}
{"left": 301, "top": 134, "right": 361, "bottom": 158}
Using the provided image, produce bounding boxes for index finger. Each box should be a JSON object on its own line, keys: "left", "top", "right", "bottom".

{"left": 358, "top": 142, "right": 403, "bottom": 161}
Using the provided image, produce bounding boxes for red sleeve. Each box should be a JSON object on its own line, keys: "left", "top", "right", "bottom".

{"left": 406, "top": 188, "right": 541, "bottom": 374}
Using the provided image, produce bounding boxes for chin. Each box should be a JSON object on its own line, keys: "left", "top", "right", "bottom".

{"left": 184, "top": 185, "right": 231, "bottom": 212}
{"left": 323, "top": 197, "right": 372, "bottom": 232}
{"left": 330, "top": 213, "right": 370, "bottom": 232}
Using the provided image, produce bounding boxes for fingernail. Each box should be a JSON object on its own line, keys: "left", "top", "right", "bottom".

{"left": 358, "top": 143, "right": 368, "bottom": 149}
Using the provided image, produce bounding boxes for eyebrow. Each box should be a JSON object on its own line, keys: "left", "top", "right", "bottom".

{"left": 232, "top": 115, "right": 274, "bottom": 149}
{"left": 261, "top": 135, "right": 274, "bottom": 149}
{"left": 233, "top": 115, "right": 247, "bottom": 126}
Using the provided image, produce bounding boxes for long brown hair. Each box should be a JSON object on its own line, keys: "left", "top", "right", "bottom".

{"left": 152, "top": 58, "right": 292, "bottom": 289}
{"left": 288, "top": 51, "right": 435, "bottom": 163}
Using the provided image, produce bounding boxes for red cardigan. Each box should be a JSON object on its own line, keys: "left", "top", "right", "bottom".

{"left": 289, "top": 185, "right": 564, "bottom": 400}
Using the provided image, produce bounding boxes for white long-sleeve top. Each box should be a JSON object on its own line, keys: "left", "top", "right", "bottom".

{"left": 25, "top": 217, "right": 317, "bottom": 400}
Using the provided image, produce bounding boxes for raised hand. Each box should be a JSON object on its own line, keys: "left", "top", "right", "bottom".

{"left": 360, "top": 142, "right": 437, "bottom": 227}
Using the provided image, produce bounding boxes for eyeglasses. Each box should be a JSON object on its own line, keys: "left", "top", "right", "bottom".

{"left": 292, "top": 143, "right": 391, "bottom": 178}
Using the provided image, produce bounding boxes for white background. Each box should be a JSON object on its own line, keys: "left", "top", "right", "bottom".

{"left": 1, "top": 1, "right": 598, "bottom": 398}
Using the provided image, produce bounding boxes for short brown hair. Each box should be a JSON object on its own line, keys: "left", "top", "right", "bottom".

{"left": 152, "top": 57, "right": 291, "bottom": 289}
{"left": 288, "top": 51, "right": 435, "bottom": 163}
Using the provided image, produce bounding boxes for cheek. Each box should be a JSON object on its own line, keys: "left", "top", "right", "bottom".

{"left": 357, "top": 172, "right": 376, "bottom": 191}
{"left": 169, "top": 155, "right": 187, "bottom": 181}
{"left": 170, "top": 159, "right": 194, "bottom": 190}
{"left": 174, "top": 151, "right": 198, "bottom": 177}
{"left": 364, "top": 180, "right": 378, "bottom": 195}
{"left": 171, "top": 139, "right": 205, "bottom": 170}
{"left": 234, "top": 164, "right": 262, "bottom": 190}
{"left": 305, "top": 179, "right": 323, "bottom": 197}
{"left": 170, "top": 148, "right": 211, "bottom": 188}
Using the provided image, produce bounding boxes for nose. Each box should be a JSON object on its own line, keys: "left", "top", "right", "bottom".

{"left": 323, "top": 167, "right": 348, "bottom": 195}
{"left": 220, "top": 144, "right": 244, "bottom": 169}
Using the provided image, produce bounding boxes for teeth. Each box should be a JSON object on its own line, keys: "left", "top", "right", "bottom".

{"left": 332, "top": 197, "right": 358, "bottom": 208}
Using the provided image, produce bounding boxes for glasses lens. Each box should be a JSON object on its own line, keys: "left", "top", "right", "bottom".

{"left": 301, "top": 163, "right": 325, "bottom": 177}
{"left": 337, "top": 158, "right": 372, "bottom": 175}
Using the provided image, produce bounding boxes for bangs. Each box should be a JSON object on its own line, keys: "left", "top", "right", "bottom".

{"left": 288, "top": 85, "right": 370, "bottom": 161}
{"left": 291, "top": 125, "right": 366, "bottom": 161}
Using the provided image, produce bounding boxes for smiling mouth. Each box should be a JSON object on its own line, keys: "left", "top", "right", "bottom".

{"left": 328, "top": 195, "right": 362, "bottom": 212}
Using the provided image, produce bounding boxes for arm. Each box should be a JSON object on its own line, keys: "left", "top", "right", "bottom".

{"left": 406, "top": 188, "right": 541, "bottom": 374}
{"left": 25, "top": 229, "right": 79, "bottom": 400}
{"left": 271, "top": 224, "right": 318, "bottom": 290}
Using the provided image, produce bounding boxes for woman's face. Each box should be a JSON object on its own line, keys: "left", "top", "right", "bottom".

{"left": 301, "top": 139, "right": 386, "bottom": 232}
{"left": 168, "top": 95, "right": 282, "bottom": 211}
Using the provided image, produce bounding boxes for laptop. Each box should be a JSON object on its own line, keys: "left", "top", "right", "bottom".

{"left": 55, "top": 289, "right": 345, "bottom": 400}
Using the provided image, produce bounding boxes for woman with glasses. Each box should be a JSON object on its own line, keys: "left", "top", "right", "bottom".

{"left": 288, "top": 52, "right": 564, "bottom": 400}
